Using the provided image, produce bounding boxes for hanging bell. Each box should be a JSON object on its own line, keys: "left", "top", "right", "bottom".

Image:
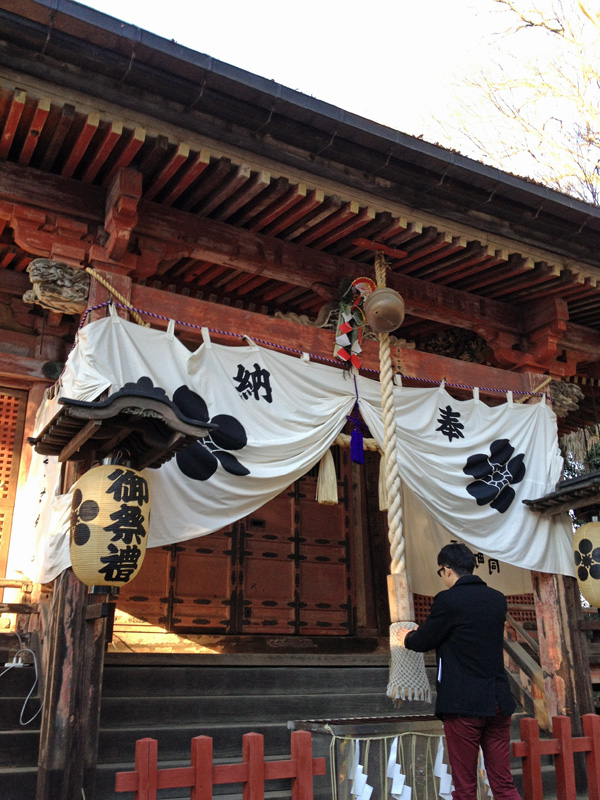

{"left": 364, "top": 287, "right": 405, "bottom": 333}
{"left": 573, "top": 522, "right": 600, "bottom": 607}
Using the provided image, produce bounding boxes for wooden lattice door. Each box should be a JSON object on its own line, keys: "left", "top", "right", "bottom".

{"left": 118, "top": 453, "right": 356, "bottom": 636}
{"left": 0, "top": 388, "right": 27, "bottom": 586}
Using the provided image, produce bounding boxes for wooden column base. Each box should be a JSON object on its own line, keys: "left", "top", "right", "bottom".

{"left": 36, "top": 570, "right": 108, "bottom": 800}
{"left": 387, "top": 573, "right": 414, "bottom": 624}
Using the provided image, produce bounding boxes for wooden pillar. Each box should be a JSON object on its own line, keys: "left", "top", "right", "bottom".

{"left": 532, "top": 571, "right": 594, "bottom": 788}
{"left": 36, "top": 569, "right": 109, "bottom": 800}
{"left": 86, "top": 269, "right": 133, "bottom": 324}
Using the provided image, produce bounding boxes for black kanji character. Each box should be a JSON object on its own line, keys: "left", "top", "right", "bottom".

{"left": 233, "top": 363, "right": 273, "bottom": 402}
{"left": 104, "top": 504, "right": 147, "bottom": 545}
{"left": 436, "top": 405, "right": 465, "bottom": 441}
{"left": 98, "top": 543, "right": 142, "bottom": 582}
{"left": 107, "top": 468, "right": 149, "bottom": 505}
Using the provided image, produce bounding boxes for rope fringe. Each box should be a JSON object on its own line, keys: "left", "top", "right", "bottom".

{"left": 387, "top": 622, "right": 432, "bottom": 705}
{"left": 316, "top": 449, "right": 338, "bottom": 505}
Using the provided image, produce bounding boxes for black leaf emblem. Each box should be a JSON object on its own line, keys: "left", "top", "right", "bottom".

{"left": 463, "top": 439, "right": 525, "bottom": 513}
{"left": 174, "top": 386, "right": 250, "bottom": 481}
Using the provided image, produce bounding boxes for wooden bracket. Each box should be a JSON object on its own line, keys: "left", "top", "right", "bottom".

{"left": 474, "top": 298, "right": 586, "bottom": 377}
{"left": 104, "top": 167, "right": 142, "bottom": 261}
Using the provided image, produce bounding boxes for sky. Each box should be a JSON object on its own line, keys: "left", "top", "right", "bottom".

{"left": 74, "top": 0, "right": 520, "bottom": 145}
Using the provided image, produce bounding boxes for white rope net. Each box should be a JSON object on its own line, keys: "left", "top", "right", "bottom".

{"left": 388, "top": 622, "right": 432, "bottom": 703}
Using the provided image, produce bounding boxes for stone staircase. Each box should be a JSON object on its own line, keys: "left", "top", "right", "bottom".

{"left": 0, "top": 652, "right": 435, "bottom": 799}
{"left": 0, "top": 651, "right": 546, "bottom": 799}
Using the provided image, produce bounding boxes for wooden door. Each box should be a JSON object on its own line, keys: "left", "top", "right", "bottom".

{"left": 0, "top": 387, "right": 27, "bottom": 589}
{"left": 118, "top": 453, "right": 356, "bottom": 636}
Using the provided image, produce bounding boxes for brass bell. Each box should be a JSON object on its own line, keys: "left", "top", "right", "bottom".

{"left": 364, "top": 287, "right": 405, "bottom": 333}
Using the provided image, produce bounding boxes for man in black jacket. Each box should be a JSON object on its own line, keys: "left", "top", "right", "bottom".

{"left": 397, "top": 543, "right": 521, "bottom": 800}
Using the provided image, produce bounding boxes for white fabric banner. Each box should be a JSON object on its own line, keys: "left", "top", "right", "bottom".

{"left": 18, "top": 312, "right": 574, "bottom": 588}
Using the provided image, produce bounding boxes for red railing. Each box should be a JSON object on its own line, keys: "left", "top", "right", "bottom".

{"left": 513, "top": 714, "right": 600, "bottom": 800}
{"left": 115, "top": 729, "right": 326, "bottom": 800}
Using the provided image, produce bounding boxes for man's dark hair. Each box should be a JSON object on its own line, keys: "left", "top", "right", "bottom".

{"left": 437, "top": 543, "right": 476, "bottom": 576}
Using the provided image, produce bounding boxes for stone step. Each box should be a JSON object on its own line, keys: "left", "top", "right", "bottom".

{"left": 101, "top": 663, "right": 397, "bottom": 697}
{"left": 0, "top": 766, "right": 37, "bottom": 800}
{"left": 0, "top": 658, "right": 548, "bottom": 799}
{"left": 0, "top": 729, "right": 39, "bottom": 767}
{"left": 98, "top": 721, "right": 286, "bottom": 763}
{"left": 99, "top": 691, "right": 428, "bottom": 727}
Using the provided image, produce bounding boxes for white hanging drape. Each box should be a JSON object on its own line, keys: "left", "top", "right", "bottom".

{"left": 18, "top": 313, "right": 573, "bottom": 591}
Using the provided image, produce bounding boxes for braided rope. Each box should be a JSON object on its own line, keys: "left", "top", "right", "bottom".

{"left": 84, "top": 267, "right": 149, "bottom": 327}
{"left": 515, "top": 375, "right": 552, "bottom": 404}
{"left": 334, "top": 433, "right": 381, "bottom": 453}
{"left": 375, "top": 253, "right": 404, "bottom": 576}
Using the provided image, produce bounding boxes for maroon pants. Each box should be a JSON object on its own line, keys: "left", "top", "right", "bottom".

{"left": 443, "top": 707, "right": 522, "bottom": 800}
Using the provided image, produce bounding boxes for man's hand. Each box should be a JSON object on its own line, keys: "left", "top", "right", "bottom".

{"left": 395, "top": 625, "right": 418, "bottom": 646}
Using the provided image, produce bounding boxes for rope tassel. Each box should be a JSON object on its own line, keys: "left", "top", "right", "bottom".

{"left": 350, "top": 422, "right": 364, "bottom": 464}
{"left": 316, "top": 449, "right": 338, "bottom": 505}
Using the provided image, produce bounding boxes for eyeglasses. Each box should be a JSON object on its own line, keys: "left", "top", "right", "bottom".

{"left": 436, "top": 566, "right": 446, "bottom": 577}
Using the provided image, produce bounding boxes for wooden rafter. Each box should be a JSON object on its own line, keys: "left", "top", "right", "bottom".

{"left": 102, "top": 126, "right": 146, "bottom": 187}
{"left": 61, "top": 112, "right": 100, "bottom": 178}
{"left": 162, "top": 147, "right": 211, "bottom": 206}
{"left": 18, "top": 97, "right": 50, "bottom": 166}
{"left": 144, "top": 142, "right": 190, "bottom": 201}
{"left": 39, "top": 104, "right": 75, "bottom": 171}
{"left": 0, "top": 89, "right": 26, "bottom": 161}
{"left": 82, "top": 120, "right": 123, "bottom": 183}
{"left": 211, "top": 169, "right": 270, "bottom": 222}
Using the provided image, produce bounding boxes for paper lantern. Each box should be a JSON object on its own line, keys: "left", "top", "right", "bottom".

{"left": 70, "top": 464, "right": 150, "bottom": 588}
{"left": 363, "top": 287, "right": 405, "bottom": 333}
{"left": 573, "top": 522, "right": 600, "bottom": 607}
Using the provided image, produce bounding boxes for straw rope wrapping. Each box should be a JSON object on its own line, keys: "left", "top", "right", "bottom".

{"left": 373, "top": 254, "right": 430, "bottom": 704}
{"left": 84, "top": 267, "right": 149, "bottom": 327}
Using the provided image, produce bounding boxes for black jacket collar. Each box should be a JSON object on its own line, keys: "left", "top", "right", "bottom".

{"left": 454, "top": 574, "right": 486, "bottom": 587}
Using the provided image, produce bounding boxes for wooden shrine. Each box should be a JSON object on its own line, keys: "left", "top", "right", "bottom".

{"left": 1, "top": 1, "right": 600, "bottom": 797}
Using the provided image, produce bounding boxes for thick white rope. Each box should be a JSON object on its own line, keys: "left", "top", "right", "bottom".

{"left": 374, "top": 254, "right": 431, "bottom": 704}
{"left": 375, "top": 254, "right": 404, "bottom": 576}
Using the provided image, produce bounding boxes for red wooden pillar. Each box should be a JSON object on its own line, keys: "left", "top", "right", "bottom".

{"left": 191, "top": 736, "right": 213, "bottom": 800}
{"left": 583, "top": 713, "right": 600, "bottom": 800}
{"left": 87, "top": 269, "right": 133, "bottom": 324}
{"left": 531, "top": 572, "right": 594, "bottom": 721}
{"left": 531, "top": 571, "right": 594, "bottom": 789}
{"left": 552, "top": 716, "right": 577, "bottom": 800}
{"left": 134, "top": 738, "right": 158, "bottom": 800}
{"left": 243, "top": 733, "right": 265, "bottom": 800}
{"left": 291, "top": 730, "right": 316, "bottom": 800}
{"left": 513, "top": 717, "right": 545, "bottom": 800}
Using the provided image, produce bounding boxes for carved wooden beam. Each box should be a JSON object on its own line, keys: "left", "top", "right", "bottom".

{"left": 2, "top": 162, "right": 600, "bottom": 371}
{"left": 126, "top": 283, "right": 547, "bottom": 396}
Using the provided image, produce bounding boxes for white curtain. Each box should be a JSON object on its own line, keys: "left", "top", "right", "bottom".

{"left": 19, "top": 312, "right": 574, "bottom": 589}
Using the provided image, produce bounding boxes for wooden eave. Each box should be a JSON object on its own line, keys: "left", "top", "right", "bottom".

{"left": 1, "top": 0, "right": 600, "bottom": 434}
{"left": 524, "top": 471, "right": 600, "bottom": 516}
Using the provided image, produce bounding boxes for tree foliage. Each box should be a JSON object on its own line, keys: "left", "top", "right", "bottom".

{"left": 433, "top": 1, "right": 600, "bottom": 204}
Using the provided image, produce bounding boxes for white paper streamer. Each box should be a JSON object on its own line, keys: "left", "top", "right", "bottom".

{"left": 434, "top": 737, "right": 454, "bottom": 800}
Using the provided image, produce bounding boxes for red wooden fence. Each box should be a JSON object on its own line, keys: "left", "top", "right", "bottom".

{"left": 513, "top": 714, "right": 600, "bottom": 800}
{"left": 115, "top": 729, "right": 326, "bottom": 800}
